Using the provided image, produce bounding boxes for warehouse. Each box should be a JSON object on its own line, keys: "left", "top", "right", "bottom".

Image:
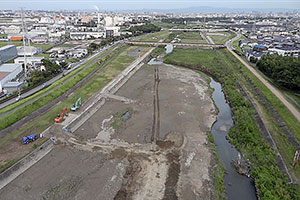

{"left": 17, "top": 46, "right": 42, "bottom": 56}
{"left": 0, "top": 63, "right": 22, "bottom": 93}
{"left": 14, "top": 56, "right": 44, "bottom": 65}
{"left": 70, "top": 31, "right": 106, "bottom": 40}
{"left": 0, "top": 45, "right": 18, "bottom": 64}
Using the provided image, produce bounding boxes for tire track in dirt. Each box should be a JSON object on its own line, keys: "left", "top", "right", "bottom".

{"left": 151, "top": 65, "right": 160, "bottom": 144}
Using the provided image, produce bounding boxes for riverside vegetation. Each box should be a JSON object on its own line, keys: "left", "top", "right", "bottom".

{"left": 164, "top": 48, "right": 298, "bottom": 200}
{"left": 257, "top": 54, "right": 300, "bottom": 91}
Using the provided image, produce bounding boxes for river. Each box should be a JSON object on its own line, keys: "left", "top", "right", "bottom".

{"left": 210, "top": 78, "right": 257, "bottom": 200}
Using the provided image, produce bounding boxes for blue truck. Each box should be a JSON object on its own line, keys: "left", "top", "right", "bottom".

{"left": 22, "top": 134, "right": 38, "bottom": 144}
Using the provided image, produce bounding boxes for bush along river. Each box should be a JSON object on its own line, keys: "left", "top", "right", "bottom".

{"left": 210, "top": 78, "right": 257, "bottom": 200}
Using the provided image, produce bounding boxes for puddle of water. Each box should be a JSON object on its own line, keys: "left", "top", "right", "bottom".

{"left": 148, "top": 45, "right": 173, "bottom": 65}
{"left": 210, "top": 78, "right": 257, "bottom": 200}
{"left": 165, "top": 44, "right": 173, "bottom": 54}
{"left": 148, "top": 58, "right": 163, "bottom": 65}
{"left": 122, "top": 111, "right": 131, "bottom": 121}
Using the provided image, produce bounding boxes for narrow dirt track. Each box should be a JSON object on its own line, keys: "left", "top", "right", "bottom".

{"left": 228, "top": 48, "right": 300, "bottom": 124}
{"left": 151, "top": 65, "right": 160, "bottom": 144}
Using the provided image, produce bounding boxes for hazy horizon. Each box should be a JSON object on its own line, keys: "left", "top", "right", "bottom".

{"left": 0, "top": 0, "right": 299, "bottom": 12}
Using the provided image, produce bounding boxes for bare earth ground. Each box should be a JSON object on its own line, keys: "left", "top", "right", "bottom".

{"left": 0, "top": 62, "right": 216, "bottom": 200}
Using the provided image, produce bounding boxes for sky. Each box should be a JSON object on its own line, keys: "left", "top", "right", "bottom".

{"left": 0, "top": 0, "right": 299, "bottom": 11}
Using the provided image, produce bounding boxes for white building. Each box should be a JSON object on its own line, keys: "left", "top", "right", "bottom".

{"left": 14, "top": 56, "right": 44, "bottom": 65}
{"left": 70, "top": 31, "right": 106, "bottom": 40}
{"left": 31, "top": 36, "right": 48, "bottom": 44}
{"left": 39, "top": 17, "right": 55, "bottom": 24}
{"left": 268, "top": 48, "right": 300, "bottom": 57}
{"left": 3, "top": 25, "right": 21, "bottom": 34}
{"left": 0, "top": 63, "right": 22, "bottom": 93}
{"left": 17, "top": 46, "right": 41, "bottom": 56}
{"left": 105, "top": 27, "right": 120, "bottom": 37}
{"left": 70, "top": 49, "right": 88, "bottom": 58}
{"left": 104, "top": 16, "right": 114, "bottom": 27}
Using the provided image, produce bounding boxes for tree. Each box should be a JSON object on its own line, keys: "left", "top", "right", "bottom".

{"left": 257, "top": 54, "right": 300, "bottom": 90}
{"left": 129, "top": 23, "right": 161, "bottom": 34}
{"left": 89, "top": 42, "right": 99, "bottom": 50}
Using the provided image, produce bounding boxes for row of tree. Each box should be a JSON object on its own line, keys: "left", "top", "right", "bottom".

{"left": 88, "top": 36, "right": 127, "bottom": 52}
{"left": 28, "top": 60, "right": 62, "bottom": 86}
{"left": 129, "top": 23, "right": 161, "bottom": 33}
{"left": 257, "top": 54, "right": 300, "bottom": 91}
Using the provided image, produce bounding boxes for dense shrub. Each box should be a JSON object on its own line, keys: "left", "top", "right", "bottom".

{"left": 257, "top": 54, "right": 300, "bottom": 91}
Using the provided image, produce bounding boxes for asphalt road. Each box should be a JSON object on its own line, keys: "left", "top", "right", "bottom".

{"left": 226, "top": 32, "right": 300, "bottom": 124}
{"left": 0, "top": 42, "right": 121, "bottom": 118}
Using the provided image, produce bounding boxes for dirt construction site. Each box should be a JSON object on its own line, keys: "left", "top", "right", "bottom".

{"left": 0, "top": 50, "right": 217, "bottom": 200}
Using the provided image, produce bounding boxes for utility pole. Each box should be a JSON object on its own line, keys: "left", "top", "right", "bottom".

{"left": 292, "top": 150, "right": 300, "bottom": 168}
{"left": 21, "top": 8, "right": 28, "bottom": 78}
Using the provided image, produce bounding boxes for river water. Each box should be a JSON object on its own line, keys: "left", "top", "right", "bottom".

{"left": 165, "top": 44, "right": 173, "bottom": 54}
{"left": 210, "top": 78, "right": 257, "bottom": 200}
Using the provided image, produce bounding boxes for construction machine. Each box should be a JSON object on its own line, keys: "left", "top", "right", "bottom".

{"left": 22, "top": 134, "right": 38, "bottom": 144}
{"left": 54, "top": 107, "right": 68, "bottom": 123}
{"left": 71, "top": 97, "right": 82, "bottom": 111}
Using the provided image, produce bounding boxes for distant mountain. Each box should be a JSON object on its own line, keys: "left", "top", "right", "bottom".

{"left": 116, "top": 6, "right": 300, "bottom": 13}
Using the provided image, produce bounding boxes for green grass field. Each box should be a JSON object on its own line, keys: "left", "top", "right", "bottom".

{"left": 35, "top": 53, "right": 50, "bottom": 60}
{"left": 177, "top": 31, "right": 207, "bottom": 44}
{"left": 0, "top": 41, "right": 23, "bottom": 48}
{"left": 209, "top": 32, "right": 235, "bottom": 45}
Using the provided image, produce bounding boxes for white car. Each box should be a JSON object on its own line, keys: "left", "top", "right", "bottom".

{"left": 16, "top": 95, "right": 22, "bottom": 101}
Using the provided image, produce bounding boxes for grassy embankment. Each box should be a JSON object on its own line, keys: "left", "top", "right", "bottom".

{"left": 0, "top": 45, "right": 148, "bottom": 173}
{"left": 164, "top": 48, "right": 298, "bottom": 200}
{"left": 0, "top": 45, "right": 123, "bottom": 130}
{"left": 0, "top": 45, "right": 117, "bottom": 116}
{"left": 177, "top": 31, "right": 207, "bottom": 44}
{"left": 232, "top": 34, "right": 246, "bottom": 55}
{"left": 164, "top": 31, "right": 207, "bottom": 44}
{"left": 222, "top": 50, "right": 300, "bottom": 183}
{"left": 231, "top": 34, "right": 300, "bottom": 113}
{"left": 209, "top": 32, "right": 235, "bottom": 45}
{"left": 228, "top": 34, "right": 300, "bottom": 183}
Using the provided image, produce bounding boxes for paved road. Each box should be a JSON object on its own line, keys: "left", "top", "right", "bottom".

{"left": 226, "top": 33, "right": 300, "bottom": 124}
{"left": 125, "top": 41, "right": 225, "bottom": 48}
{"left": 0, "top": 42, "right": 122, "bottom": 118}
{"left": 0, "top": 42, "right": 120, "bottom": 110}
{"left": 200, "top": 32, "right": 215, "bottom": 45}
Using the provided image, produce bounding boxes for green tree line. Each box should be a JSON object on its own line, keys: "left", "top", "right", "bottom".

{"left": 129, "top": 23, "right": 161, "bottom": 33}
{"left": 257, "top": 54, "right": 300, "bottom": 91}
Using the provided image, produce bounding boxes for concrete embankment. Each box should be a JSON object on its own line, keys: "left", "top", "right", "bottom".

{"left": 65, "top": 48, "right": 154, "bottom": 133}
{"left": 0, "top": 139, "right": 53, "bottom": 191}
